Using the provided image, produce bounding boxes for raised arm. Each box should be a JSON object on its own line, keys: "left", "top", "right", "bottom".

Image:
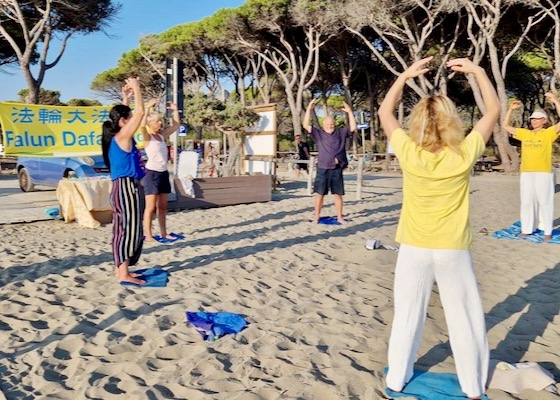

{"left": 303, "top": 98, "right": 318, "bottom": 134}
{"left": 545, "top": 92, "right": 560, "bottom": 134}
{"left": 447, "top": 58, "right": 500, "bottom": 144}
{"left": 160, "top": 102, "right": 181, "bottom": 138}
{"left": 378, "top": 57, "right": 432, "bottom": 141}
{"left": 141, "top": 98, "right": 159, "bottom": 142}
{"left": 502, "top": 100, "right": 521, "bottom": 136}
{"left": 122, "top": 86, "right": 133, "bottom": 107}
{"left": 115, "top": 78, "right": 144, "bottom": 146}
{"left": 342, "top": 102, "right": 357, "bottom": 132}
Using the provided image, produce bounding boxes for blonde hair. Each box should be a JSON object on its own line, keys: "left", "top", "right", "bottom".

{"left": 408, "top": 95, "right": 465, "bottom": 155}
{"left": 147, "top": 112, "right": 162, "bottom": 124}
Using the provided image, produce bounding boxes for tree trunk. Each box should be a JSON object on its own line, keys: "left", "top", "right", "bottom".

{"left": 487, "top": 41, "right": 519, "bottom": 171}
{"left": 286, "top": 87, "right": 304, "bottom": 137}
{"left": 223, "top": 132, "right": 242, "bottom": 177}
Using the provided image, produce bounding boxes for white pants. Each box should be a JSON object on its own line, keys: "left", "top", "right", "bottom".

{"left": 520, "top": 172, "right": 555, "bottom": 235}
{"left": 386, "top": 244, "right": 488, "bottom": 398}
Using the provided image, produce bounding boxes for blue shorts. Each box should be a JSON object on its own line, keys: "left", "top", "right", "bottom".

{"left": 314, "top": 166, "right": 344, "bottom": 195}
{"left": 144, "top": 169, "right": 171, "bottom": 195}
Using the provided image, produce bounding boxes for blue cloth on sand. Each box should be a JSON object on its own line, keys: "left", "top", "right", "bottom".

{"left": 317, "top": 216, "right": 347, "bottom": 225}
{"left": 186, "top": 311, "right": 248, "bottom": 341}
{"left": 492, "top": 221, "right": 560, "bottom": 244}
{"left": 120, "top": 267, "right": 169, "bottom": 287}
{"left": 153, "top": 232, "right": 186, "bottom": 244}
{"left": 384, "top": 368, "right": 489, "bottom": 399}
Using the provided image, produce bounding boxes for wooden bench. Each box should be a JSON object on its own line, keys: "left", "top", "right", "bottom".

{"left": 169, "top": 175, "right": 272, "bottom": 210}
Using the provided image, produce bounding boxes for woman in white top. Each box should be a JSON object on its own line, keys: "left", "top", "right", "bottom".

{"left": 141, "top": 99, "right": 181, "bottom": 242}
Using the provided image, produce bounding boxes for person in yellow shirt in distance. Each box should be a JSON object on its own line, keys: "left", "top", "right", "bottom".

{"left": 502, "top": 94, "right": 560, "bottom": 241}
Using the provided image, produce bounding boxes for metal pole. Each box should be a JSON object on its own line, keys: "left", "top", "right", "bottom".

{"left": 307, "top": 156, "right": 315, "bottom": 196}
{"left": 356, "top": 157, "right": 363, "bottom": 200}
{"left": 172, "top": 58, "right": 179, "bottom": 178}
{"left": 360, "top": 111, "right": 366, "bottom": 155}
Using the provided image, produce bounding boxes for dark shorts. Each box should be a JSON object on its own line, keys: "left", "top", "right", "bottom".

{"left": 314, "top": 166, "right": 344, "bottom": 195}
{"left": 144, "top": 169, "right": 171, "bottom": 195}
{"left": 296, "top": 161, "right": 308, "bottom": 171}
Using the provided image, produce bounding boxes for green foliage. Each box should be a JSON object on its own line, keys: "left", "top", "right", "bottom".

{"left": 518, "top": 51, "right": 550, "bottom": 71}
{"left": 66, "top": 99, "right": 103, "bottom": 106}
{"left": 183, "top": 92, "right": 260, "bottom": 133}
{"left": 17, "top": 89, "right": 62, "bottom": 105}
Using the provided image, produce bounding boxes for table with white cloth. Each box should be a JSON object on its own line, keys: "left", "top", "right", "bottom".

{"left": 56, "top": 177, "right": 113, "bottom": 228}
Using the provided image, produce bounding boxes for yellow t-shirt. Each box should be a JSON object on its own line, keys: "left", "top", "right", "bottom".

{"left": 513, "top": 126, "right": 559, "bottom": 173}
{"left": 390, "top": 128, "right": 486, "bottom": 249}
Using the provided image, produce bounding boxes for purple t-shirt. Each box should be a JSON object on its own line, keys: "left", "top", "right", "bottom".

{"left": 310, "top": 126, "right": 351, "bottom": 169}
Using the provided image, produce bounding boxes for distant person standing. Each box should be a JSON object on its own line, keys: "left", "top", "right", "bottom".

{"left": 502, "top": 93, "right": 560, "bottom": 241}
{"left": 101, "top": 78, "right": 146, "bottom": 285}
{"left": 303, "top": 99, "right": 357, "bottom": 224}
{"left": 141, "top": 98, "right": 181, "bottom": 242}
{"left": 294, "top": 133, "right": 310, "bottom": 178}
{"left": 205, "top": 142, "right": 219, "bottom": 177}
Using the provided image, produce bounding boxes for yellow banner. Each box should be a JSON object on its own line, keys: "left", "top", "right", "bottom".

{"left": 0, "top": 102, "right": 144, "bottom": 157}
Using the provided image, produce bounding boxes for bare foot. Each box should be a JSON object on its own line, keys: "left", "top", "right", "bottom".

{"left": 114, "top": 270, "right": 141, "bottom": 278}
{"left": 144, "top": 236, "right": 156, "bottom": 242}
{"left": 544, "top": 234, "right": 552, "bottom": 242}
{"left": 164, "top": 235, "right": 176, "bottom": 240}
{"left": 118, "top": 274, "right": 146, "bottom": 285}
{"left": 337, "top": 218, "right": 346, "bottom": 225}
{"left": 518, "top": 233, "right": 531, "bottom": 238}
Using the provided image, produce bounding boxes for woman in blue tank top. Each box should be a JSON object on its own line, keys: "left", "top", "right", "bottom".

{"left": 101, "top": 78, "right": 146, "bottom": 285}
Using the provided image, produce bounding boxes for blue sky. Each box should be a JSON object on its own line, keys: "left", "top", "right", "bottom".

{"left": 0, "top": 0, "right": 245, "bottom": 103}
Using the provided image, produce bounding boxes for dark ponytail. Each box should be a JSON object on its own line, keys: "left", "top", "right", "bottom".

{"left": 101, "top": 104, "right": 132, "bottom": 170}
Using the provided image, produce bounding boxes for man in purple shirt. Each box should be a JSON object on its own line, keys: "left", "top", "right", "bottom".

{"left": 303, "top": 99, "right": 357, "bottom": 223}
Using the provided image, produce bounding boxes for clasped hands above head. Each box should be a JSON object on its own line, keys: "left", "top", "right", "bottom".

{"left": 307, "top": 97, "right": 353, "bottom": 112}
{"left": 402, "top": 56, "right": 482, "bottom": 80}
{"left": 508, "top": 92, "right": 559, "bottom": 111}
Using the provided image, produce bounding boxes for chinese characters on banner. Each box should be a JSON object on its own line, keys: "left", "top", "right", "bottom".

{"left": 0, "top": 102, "right": 145, "bottom": 157}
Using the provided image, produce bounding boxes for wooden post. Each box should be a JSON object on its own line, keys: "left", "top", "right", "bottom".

{"left": 307, "top": 156, "right": 315, "bottom": 195}
{"left": 356, "top": 157, "right": 363, "bottom": 200}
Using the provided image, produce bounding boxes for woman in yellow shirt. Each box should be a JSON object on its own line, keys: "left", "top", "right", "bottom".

{"left": 502, "top": 95, "right": 560, "bottom": 241}
{"left": 378, "top": 58, "right": 500, "bottom": 400}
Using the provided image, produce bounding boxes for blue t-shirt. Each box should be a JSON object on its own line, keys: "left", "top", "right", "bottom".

{"left": 310, "top": 127, "right": 351, "bottom": 169}
{"left": 109, "top": 137, "right": 145, "bottom": 180}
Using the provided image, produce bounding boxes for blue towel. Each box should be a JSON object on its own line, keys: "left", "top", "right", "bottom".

{"left": 492, "top": 221, "right": 560, "bottom": 244}
{"left": 186, "top": 311, "right": 248, "bottom": 341}
{"left": 153, "top": 232, "right": 186, "bottom": 244}
{"left": 120, "top": 267, "right": 169, "bottom": 287}
{"left": 317, "top": 216, "right": 348, "bottom": 225}
{"left": 384, "top": 368, "right": 489, "bottom": 399}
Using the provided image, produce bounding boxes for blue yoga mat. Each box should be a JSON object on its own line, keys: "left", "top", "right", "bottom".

{"left": 384, "top": 368, "right": 489, "bottom": 400}
{"left": 492, "top": 221, "right": 560, "bottom": 244}
{"left": 120, "top": 267, "right": 169, "bottom": 287}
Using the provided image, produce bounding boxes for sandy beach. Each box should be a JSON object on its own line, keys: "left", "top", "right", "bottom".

{"left": 0, "top": 172, "right": 559, "bottom": 399}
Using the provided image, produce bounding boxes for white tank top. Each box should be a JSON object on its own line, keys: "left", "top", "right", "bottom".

{"left": 144, "top": 133, "right": 168, "bottom": 172}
